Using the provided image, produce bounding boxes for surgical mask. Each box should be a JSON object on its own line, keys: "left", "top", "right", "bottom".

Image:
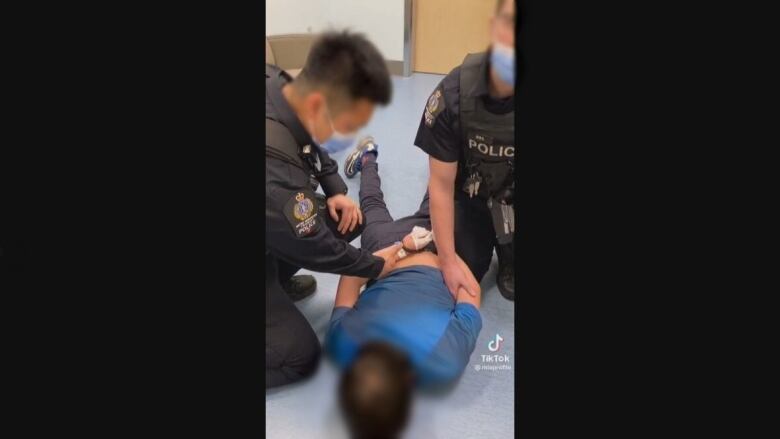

{"left": 310, "top": 101, "right": 357, "bottom": 154}
{"left": 321, "top": 131, "right": 356, "bottom": 155}
{"left": 490, "top": 41, "right": 515, "bottom": 86}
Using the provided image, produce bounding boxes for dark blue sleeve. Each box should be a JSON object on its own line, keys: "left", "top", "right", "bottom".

{"left": 314, "top": 149, "right": 349, "bottom": 197}
{"left": 329, "top": 306, "right": 353, "bottom": 327}
{"left": 325, "top": 307, "right": 359, "bottom": 368}
{"left": 449, "top": 303, "right": 483, "bottom": 362}
{"left": 414, "top": 77, "right": 461, "bottom": 163}
{"left": 418, "top": 303, "right": 483, "bottom": 386}
{"left": 265, "top": 165, "right": 384, "bottom": 278}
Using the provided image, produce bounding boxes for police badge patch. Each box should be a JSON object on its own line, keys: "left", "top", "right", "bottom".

{"left": 284, "top": 190, "right": 320, "bottom": 237}
{"left": 424, "top": 86, "right": 445, "bottom": 127}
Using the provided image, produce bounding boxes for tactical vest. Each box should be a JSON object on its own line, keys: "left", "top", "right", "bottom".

{"left": 265, "top": 118, "right": 314, "bottom": 173}
{"left": 265, "top": 69, "right": 320, "bottom": 177}
{"left": 459, "top": 52, "right": 515, "bottom": 200}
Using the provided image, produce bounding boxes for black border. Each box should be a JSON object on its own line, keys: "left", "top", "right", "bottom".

{"left": 1, "top": 0, "right": 755, "bottom": 437}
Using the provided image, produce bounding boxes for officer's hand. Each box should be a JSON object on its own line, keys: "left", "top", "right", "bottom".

{"left": 441, "top": 259, "right": 479, "bottom": 299}
{"left": 327, "top": 194, "right": 364, "bottom": 235}
{"left": 373, "top": 242, "right": 403, "bottom": 279}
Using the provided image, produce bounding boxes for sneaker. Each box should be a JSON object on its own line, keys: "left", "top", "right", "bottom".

{"left": 344, "top": 136, "right": 379, "bottom": 178}
{"left": 281, "top": 274, "right": 317, "bottom": 302}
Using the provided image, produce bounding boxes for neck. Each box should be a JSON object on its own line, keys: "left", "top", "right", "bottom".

{"left": 488, "top": 66, "right": 514, "bottom": 99}
{"left": 281, "top": 84, "right": 310, "bottom": 127}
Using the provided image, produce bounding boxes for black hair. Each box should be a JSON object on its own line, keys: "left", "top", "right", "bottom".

{"left": 297, "top": 30, "right": 392, "bottom": 106}
{"left": 339, "top": 342, "right": 414, "bottom": 439}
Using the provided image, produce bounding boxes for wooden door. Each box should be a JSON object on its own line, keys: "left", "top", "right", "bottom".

{"left": 412, "top": 0, "right": 495, "bottom": 74}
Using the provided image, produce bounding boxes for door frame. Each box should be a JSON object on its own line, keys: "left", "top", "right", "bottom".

{"left": 403, "top": 0, "right": 414, "bottom": 76}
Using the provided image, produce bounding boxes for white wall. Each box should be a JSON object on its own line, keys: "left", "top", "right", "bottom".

{"left": 323, "top": 0, "right": 405, "bottom": 61}
{"left": 265, "top": 0, "right": 327, "bottom": 35}
{"left": 266, "top": 0, "right": 406, "bottom": 61}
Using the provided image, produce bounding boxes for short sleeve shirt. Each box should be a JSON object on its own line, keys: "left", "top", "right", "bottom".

{"left": 413, "top": 55, "right": 514, "bottom": 186}
{"left": 326, "top": 265, "right": 482, "bottom": 387}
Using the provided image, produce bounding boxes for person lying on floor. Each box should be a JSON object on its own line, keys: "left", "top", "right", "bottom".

{"left": 325, "top": 137, "right": 483, "bottom": 439}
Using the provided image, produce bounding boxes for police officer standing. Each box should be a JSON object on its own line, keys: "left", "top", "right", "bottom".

{"left": 265, "top": 31, "right": 401, "bottom": 388}
{"left": 414, "top": 0, "right": 516, "bottom": 300}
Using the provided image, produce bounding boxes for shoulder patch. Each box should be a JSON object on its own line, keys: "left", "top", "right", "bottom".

{"left": 424, "top": 86, "right": 446, "bottom": 127}
{"left": 283, "top": 190, "right": 320, "bottom": 237}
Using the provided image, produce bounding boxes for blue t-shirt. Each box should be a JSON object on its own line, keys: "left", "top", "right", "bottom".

{"left": 326, "top": 265, "right": 482, "bottom": 387}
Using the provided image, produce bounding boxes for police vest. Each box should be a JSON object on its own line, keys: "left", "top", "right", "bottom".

{"left": 459, "top": 52, "right": 515, "bottom": 199}
{"left": 265, "top": 117, "right": 312, "bottom": 173}
{"left": 264, "top": 69, "right": 319, "bottom": 177}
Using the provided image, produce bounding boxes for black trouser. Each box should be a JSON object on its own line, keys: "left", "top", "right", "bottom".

{"left": 452, "top": 191, "right": 498, "bottom": 282}
{"left": 266, "top": 194, "right": 364, "bottom": 389}
{"left": 266, "top": 258, "right": 321, "bottom": 388}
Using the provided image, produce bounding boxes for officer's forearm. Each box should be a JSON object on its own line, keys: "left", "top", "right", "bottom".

{"left": 276, "top": 241, "right": 383, "bottom": 278}
{"left": 315, "top": 152, "right": 348, "bottom": 196}
{"left": 430, "top": 185, "right": 457, "bottom": 263}
{"left": 429, "top": 158, "right": 458, "bottom": 264}
{"left": 318, "top": 171, "right": 348, "bottom": 197}
{"left": 267, "top": 202, "right": 383, "bottom": 278}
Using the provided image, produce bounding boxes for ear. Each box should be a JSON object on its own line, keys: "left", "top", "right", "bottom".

{"left": 304, "top": 92, "right": 325, "bottom": 116}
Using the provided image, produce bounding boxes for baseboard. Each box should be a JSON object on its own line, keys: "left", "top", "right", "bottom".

{"left": 385, "top": 60, "right": 406, "bottom": 76}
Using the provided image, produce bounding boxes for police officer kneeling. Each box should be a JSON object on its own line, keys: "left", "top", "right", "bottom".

{"left": 266, "top": 31, "right": 401, "bottom": 388}
{"left": 415, "top": 0, "right": 516, "bottom": 300}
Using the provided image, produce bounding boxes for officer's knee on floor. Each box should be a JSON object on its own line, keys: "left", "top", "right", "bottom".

{"left": 297, "top": 339, "right": 322, "bottom": 379}
{"left": 283, "top": 333, "right": 322, "bottom": 382}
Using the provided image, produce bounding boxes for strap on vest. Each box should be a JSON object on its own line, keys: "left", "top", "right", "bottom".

{"left": 459, "top": 52, "right": 486, "bottom": 172}
{"left": 266, "top": 118, "right": 306, "bottom": 170}
{"left": 459, "top": 52, "right": 485, "bottom": 113}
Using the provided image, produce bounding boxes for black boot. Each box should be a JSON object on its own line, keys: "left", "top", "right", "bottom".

{"left": 496, "top": 243, "right": 514, "bottom": 301}
{"left": 282, "top": 275, "right": 317, "bottom": 302}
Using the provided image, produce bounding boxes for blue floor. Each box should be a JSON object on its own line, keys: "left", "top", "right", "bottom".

{"left": 266, "top": 73, "right": 515, "bottom": 439}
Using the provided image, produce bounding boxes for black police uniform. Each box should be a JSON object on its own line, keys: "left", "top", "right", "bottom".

{"left": 414, "top": 51, "right": 515, "bottom": 293}
{"left": 265, "top": 64, "right": 385, "bottom": 388}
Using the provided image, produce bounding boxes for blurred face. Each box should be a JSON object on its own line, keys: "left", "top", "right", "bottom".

{"left": 488, "top": 0, "right": 516, "bottom": 88}
{"left": 303, "top": 92, "right": 375, "bottom": 146}
{"left": 490, "top": 0, "right": 515, "bottom": 48}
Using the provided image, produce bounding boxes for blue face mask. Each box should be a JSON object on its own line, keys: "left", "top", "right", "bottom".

{"left": 491, "top": 41, "right": 515, "bottom": 86}
{"left": 311, "top": 101, "right": 357, "bottom": 154}
{"left": 320, "top": 131, "right": 356, "bottom": 154}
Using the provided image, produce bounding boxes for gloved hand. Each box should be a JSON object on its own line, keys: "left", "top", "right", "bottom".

{"left": 402, "top": 226, "right": 435, "bottom": 251}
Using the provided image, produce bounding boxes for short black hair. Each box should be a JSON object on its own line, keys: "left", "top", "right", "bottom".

{"left": 297, "top": 30, "right": 392, "bottom": 106}
{"left": 339, "top": 342, "right": 414, "bottom": 439}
